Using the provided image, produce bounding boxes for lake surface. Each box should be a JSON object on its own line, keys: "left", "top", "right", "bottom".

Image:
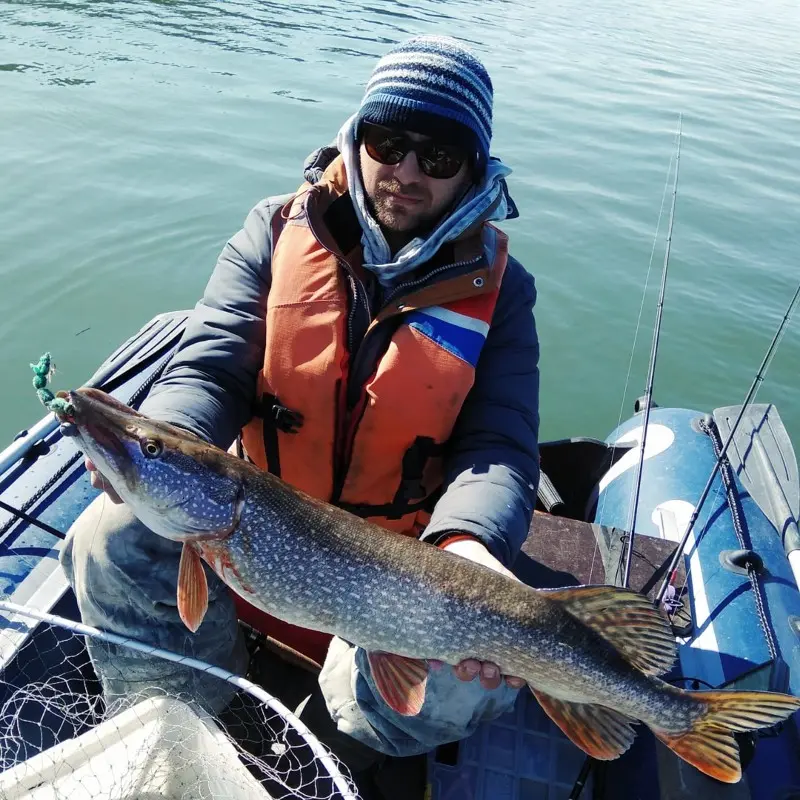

{"left": 2, "top": 0, "right": 799, "bottom": 452}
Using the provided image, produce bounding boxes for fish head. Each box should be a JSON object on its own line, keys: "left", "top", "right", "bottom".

{"left": 57, "top": 388, "right": 244, "bottom": 543}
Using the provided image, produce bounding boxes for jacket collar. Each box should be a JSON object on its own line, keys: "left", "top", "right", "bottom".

{"left": 300, "top": 154, "right": 507, "bottom": 314}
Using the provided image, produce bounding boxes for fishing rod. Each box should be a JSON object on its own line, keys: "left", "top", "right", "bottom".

{"left": 655, "top": 279, "right": 800, "bottom": 605}
{"left": 0, "top": 497, "right": 66, "bottom": 539}
{"left": 622, "top": 115, "right": 683, "bottom": 589}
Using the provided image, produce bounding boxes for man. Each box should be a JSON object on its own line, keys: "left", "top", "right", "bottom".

{"left": 60, "top": 34, "right": 540, "bottom": 790}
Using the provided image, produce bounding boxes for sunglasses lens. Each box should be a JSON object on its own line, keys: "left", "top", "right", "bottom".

{"left": 361, "top": 123, "right": 467, "bottom": 179}
{"left": 419, "top": 144, "right": 465, "bottom": 179}
{"left": 362, "top": 125, "right": 405, "bottom": 165}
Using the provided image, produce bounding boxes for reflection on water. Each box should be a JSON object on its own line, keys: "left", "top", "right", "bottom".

{"left": 0, "top": 0, "right": 449, "bottom": 66}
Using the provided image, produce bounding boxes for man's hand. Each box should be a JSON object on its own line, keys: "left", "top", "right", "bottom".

{"left": 435, "top": 536, "right": 526, "bottom": 691}
{"left": 85, "top": 457, "right": 123, "bottom": 504}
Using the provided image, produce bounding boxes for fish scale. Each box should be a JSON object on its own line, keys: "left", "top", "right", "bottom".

{"left": 58, "top": 386, "right": 800, "bottom": 784}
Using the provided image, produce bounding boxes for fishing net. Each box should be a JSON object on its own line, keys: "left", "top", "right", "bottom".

{"left": 0, "top": 601, "right": 359, "bottom": 800}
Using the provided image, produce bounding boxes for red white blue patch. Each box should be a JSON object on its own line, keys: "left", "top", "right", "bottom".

{"left": 406, "top": 306, "right": 490, "bottom": 366}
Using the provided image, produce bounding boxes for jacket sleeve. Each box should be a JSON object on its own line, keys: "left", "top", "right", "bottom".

{"left": 137, "top": 196, "right": 289, "bottom": 449}
{"left": 419, "top": 257, "right": 540, "bottom": 566}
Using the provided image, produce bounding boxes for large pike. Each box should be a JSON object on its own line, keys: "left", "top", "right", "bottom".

{"left": 57, "top": 388, "right": 800, "bottom": 784}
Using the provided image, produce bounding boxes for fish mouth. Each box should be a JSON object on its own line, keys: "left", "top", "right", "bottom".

{"left": 60, "top": 387, "right": 145, "bottom": 418}
{"left": 57, "top": 388, "right": 137, "bottom": 487}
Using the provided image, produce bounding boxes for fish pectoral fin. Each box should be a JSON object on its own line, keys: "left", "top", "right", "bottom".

{"left": 543, "top": 585, "right": 676, "bottom": 676}
{"left": 177, "top": 542, "right": 209, "bottom": 633}
{"left": 652, "top": 689, "right": 800, "bottom": 784}
{"left": 531, "top": 688, "right": 637, "bottom": 760}
{"left": 367, "top": 651, "right": 428, "bottom": 717}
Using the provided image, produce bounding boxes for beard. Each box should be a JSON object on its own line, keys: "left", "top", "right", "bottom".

{"left": 366, "top": 179, "right": 439, "bottom": 236}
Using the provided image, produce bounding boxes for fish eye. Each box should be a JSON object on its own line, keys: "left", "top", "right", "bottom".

{"left": 141, "top": 438, "right": 163, "bottom": 459}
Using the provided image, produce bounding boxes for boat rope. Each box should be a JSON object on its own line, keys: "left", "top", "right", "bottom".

{"left": 0, "top": 598, "right": 359, "bottom": 800}
{"left": 622, "top": 115, "right": 683, "bottom": 589}
{"left": 701, "top": 416, "right": 779, "bottom": 661}
{"left": 656, "top": 280, "right": 800, "bottom": 607}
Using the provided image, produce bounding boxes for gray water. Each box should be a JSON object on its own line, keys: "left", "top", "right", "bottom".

{"left": 2, "top": 0, "right": 799, "bottom": 452}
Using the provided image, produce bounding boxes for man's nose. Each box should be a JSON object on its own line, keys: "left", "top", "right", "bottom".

{"left": 393, "top": 149, "right": 424, "bottom": 182}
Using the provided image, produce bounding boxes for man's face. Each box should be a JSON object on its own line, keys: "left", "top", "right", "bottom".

{"left": 359, "top": 126, "right": 473, "bottom": 239}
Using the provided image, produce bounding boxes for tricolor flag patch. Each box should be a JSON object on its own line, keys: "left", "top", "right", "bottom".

{"left": 406, "top": 306, "right": 490, "bottom": 366}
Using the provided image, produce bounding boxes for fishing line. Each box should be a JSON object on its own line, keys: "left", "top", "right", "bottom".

{"left": 595, "top": 120, "right": 680, "bottom": 536}
{"left": 0, "top": 598, "right": 359, "bottom": 800}
{"left": 621, "top": 115, "right": 683, "bottom": 589}
{"left": 599, "top": 118, "right": 683, "bottom": 593}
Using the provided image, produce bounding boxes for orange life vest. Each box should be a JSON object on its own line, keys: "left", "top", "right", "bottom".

{"left": 240, "top": 156, "right": 508, "bottom": 536}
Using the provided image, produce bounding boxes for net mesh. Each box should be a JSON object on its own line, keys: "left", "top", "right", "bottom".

{"left": 0, "top": 603, "right": 359, "bottom": 800}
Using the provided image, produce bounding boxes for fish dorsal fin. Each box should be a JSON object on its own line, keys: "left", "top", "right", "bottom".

{"left": 177, "top": 542, "right": 209, "bottom": 633}
{"left": 531, "top": 688, "right": 637, "bottom": 760}
{"left": 543, "top": 585, "right": 676, "bottom": 676}
{"left": 367, "top": 651, "right": 428, "bottom": 717}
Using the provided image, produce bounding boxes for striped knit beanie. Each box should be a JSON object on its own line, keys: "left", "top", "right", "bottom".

{"left": 356, "top": 35, "right": 493, "bottom": 170}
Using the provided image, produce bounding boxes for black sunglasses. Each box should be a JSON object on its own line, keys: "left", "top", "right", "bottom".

{"left": 361, "top": 122, "right": 469, "bottom": 180}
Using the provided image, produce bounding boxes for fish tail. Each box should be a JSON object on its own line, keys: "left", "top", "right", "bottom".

{"left": 652, "top": 689, "right": 800, "bottom": 783}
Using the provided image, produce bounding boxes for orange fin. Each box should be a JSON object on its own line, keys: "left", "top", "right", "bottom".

{"left": 652, "top": 689, "right": 800, "bottom": 783}
{"left": 543, "top": 585, "right": 676, "bottom": 676}
{"left": 531, "top": 688, "right": 637, "bottom": 760}
{"left": 654, "top": 727, "right": 742, "bottom": 784}
{"left": 177, "top": 542, "right": 208, "bottom": 633}
{"left": 367, "top": 651, "right": 428, "bottom": 716}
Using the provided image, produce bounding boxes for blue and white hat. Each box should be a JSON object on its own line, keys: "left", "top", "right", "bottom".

{"left": 355, "top": 35, "right": 494, "bottom": 170}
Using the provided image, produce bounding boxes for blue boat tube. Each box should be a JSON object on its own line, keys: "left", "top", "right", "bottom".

{"left": 594, "top": 405, "right": 800, "bottom": 796}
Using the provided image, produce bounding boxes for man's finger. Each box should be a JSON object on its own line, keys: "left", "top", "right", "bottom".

{"left": 454, "top": 659, "right": 481, "bottom": 681}
{"left": 90, "top": 471, "right": 123, "bottom": 504}
{"left": 479, "top": 662, "right": 502, "bottom": 690}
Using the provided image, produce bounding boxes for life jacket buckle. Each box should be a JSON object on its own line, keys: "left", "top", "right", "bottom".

{"left": 272, "top": 403, "right": 304, "bottom": 434}
{"left": 255, "top": 394, "right": 304, "bottom": 435}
